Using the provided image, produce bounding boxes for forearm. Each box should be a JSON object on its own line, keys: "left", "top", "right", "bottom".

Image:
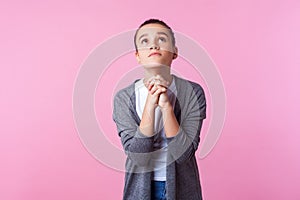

{"left": 161, "top": 103, "right": 179, "bottom": 138}
{"left": 139, "top": 102, "right": 156, "bottom": 137}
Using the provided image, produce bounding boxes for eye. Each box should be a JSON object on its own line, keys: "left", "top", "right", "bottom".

{"left": 140, "top": 38, "right": 148, "bottom": 45}
{"left": 158, "top": 37, "right": 167, "bottom": 43}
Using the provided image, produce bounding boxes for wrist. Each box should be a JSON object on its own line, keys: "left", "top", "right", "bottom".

{"left": 145, "top": 102, "right": 157, "bottom": 112}
{"left": 160, "top": 102, "right": 173, "bottom": 113}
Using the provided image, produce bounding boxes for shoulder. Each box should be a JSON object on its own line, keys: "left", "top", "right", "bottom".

{"left": 173, "top": 75, "right": 205, "bottom": 96}
{"left": 114, "top": 80, "right": 139, "bottom": 101}
{"left": 113, "top": 80, "right": 141, "bottom": 123}
{"left": 173, "top": 75, "right": 206, "bottom": 119}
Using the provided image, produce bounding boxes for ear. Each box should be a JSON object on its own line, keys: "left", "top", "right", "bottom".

{"left": 135, "top": 51, "right": 141, "bottom": 63}
{"left": 173, "top": 46, "right": 178, "bottom": 60}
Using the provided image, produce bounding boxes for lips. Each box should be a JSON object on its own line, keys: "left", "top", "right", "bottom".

{"left": 148, "top": 52, "right": 162, "bottom": 57}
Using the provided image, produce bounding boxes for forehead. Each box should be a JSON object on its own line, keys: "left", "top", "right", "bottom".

{"left": 136, "top": 23, "right": 171, "bottom": 38}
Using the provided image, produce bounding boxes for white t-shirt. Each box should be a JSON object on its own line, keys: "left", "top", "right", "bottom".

{"left": 135, "top": 77, "right": 177, "bottom": 181}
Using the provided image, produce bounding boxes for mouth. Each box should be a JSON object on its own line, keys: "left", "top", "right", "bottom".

{"left": 148, "top": 52, "right": 162, "bottom": 57}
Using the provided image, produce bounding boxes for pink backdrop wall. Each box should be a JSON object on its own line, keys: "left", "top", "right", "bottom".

{"left": 1, "top": 0, "right": 299, "bottom": 199}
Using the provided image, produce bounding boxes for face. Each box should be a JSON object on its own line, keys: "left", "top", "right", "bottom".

{"left": 135, "top": 23, "right": 178, "bottom": 67}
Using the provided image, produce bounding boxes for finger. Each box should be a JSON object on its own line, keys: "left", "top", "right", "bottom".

{"left": 153, "top": 88, "right": 163, "bottom": 98}
{"left": 154, "top": 75, "right": 169, "bottom": 88}
{"left": 149, "top": 84, "right": 159, "bottom": 95}
{"left": 158, "top": 85, "right": 167, "bottom": 93}
{"left": 145, "top": 77, "right": 156, "bottom": 88}
{"left": 156, "top": 83, "right": 168, "bottom": 89}
{"left": 148, "top": 81, "right": 155, "bottom": 91}
{"left": 150, "top": 84, "right": 165, "bottom": 95}
{"left": 148, "top": 77, "right": 156, "bottom": 84}
{"left": 153, "top": 86, "right": 166, "bottom": 97}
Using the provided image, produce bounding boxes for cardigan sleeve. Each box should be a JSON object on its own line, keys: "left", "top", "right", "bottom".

{"left": 113, "top": 89, "right": 154, "bottom": 167}
{"left": 167, "top": 82, "right": 206, "bottom": 164}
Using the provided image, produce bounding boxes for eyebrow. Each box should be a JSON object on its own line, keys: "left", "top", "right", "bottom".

{"left": 157, "top": 32, "right": 169, "bottom": 38}
{"left": 138, "top": 33, "right": 148, "bottom": 41}
{"left": 138, "top": 31, "right": 170, "bottom": 41}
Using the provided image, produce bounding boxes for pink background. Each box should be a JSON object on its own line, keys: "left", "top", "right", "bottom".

{"left": 1, "top": 0, "right": 300, "bottom": 199}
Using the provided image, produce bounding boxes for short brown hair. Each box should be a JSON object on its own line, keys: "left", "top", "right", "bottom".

{"left": 134, "top": 19, "right": 176, "bottom": 52}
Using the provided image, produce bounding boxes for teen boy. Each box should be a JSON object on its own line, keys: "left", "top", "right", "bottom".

{"left": 113, "top": 19, "right": 206, "bottom": 200}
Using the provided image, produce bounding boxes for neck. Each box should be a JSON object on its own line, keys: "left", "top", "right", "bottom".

{"left": 143, "top": 65, "right": 172, "bottom": 84}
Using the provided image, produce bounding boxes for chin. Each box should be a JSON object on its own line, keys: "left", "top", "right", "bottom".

{"left": 142, "top": 62, "right": 171, "bottom": 68}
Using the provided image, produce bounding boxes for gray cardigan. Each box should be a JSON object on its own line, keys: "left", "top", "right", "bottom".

{"left": 113, "top": 75, "right": 206, "bottom": 200}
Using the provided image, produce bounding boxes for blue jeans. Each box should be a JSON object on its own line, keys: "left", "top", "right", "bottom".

{"left": 151, "top": 181, "right": 166, "bottom": 200}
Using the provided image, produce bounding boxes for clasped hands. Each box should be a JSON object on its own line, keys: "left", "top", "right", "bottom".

{"left": 144, "top": 75, "right": 171, "bottom": 110}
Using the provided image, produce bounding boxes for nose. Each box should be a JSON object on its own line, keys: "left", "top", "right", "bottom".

{"left": 149, "top": 42, "right": 159, "bottom": 50}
